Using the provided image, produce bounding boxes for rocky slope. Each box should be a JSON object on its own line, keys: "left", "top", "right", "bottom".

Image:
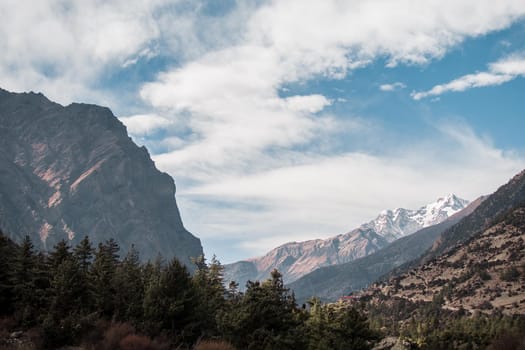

{"left": 289, "top": 197, "right": 484, "bottom": 303}
{"left": 361, "top": 169, "right": 525, "bottom": 316}
{"left": 366, "top": 204, "right": 525, "bottom": 315}
{"left": 0, "top": 88, "right": 203, "bottom": 266}
{"left": 225, "top": 195, "right": 469, "bottom": 287}
{"left": 392, "top": 169, "right": 525, "bottom": 276}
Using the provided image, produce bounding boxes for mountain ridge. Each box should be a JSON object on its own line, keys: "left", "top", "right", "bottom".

{"left": 288, "top": 196, "right": 485, "bottom": 303}
{"left": 0, "top": 88, "right": 203, "bottom": 266}
{"left": 224, "top": 194, "right": 469, "bottom": 287}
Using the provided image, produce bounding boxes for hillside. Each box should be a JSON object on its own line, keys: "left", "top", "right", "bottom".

{"left": 289, "top": 197, "right": 483, "bottom": 303}
{"left": 359, "top": 169, "right": 525, "bottom": 319}
{"left": 389, "top": 169, "right": 525, "bottom": 279}
{"left": 0, "top": 88, "right": 202, "bottom": 265}
{"left": 225, "top": 195, "right": 468, "bottom": 287}
{"left": 366, "top": 203, "right": 525, "bottom": 315}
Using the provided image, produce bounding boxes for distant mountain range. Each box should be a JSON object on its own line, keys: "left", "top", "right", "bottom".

{"left": 0, "top": 88, "right": 203, "bottom": 266}
{"left": 224, "top": 194, "right": 469, "bottom": 287}
{"left": 289, "top": 196, "right": 485, "bottom": 303}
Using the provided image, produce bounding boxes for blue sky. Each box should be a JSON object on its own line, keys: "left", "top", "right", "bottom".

{"left": 2, "top": 0, "right": 525, "bottom": 263}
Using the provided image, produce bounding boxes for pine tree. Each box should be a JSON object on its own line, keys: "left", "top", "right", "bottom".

{"left": 113, "top": 245, "right": 144, "bottom": 323}
{"left": 73, "top": 235, "right": 95, "bottom": 313}
{"left": 91, "top": 239, "right": 120, "bottom": 318}
{"left": 305, "top": 299, "right": 378, "bottom": 350}
{"left": 11, "top": 235, "right": 39, "bottom": 325}
{"left": 74, "top": 236, "right": 94, "bottom": 272}
{"left": 0, "top": 232, "right": 15, "bottom": 315}
{"left": 143, "top": 257, "right": 199, "bottom": 345}
{"left": 220, "top": 269, "right": 305, "bottom": 349}
{"left": 48, "top": 239, "right": 73, "bottom": 270}
{"left": 192, "top": 255, "right": 227, "bottom": 338}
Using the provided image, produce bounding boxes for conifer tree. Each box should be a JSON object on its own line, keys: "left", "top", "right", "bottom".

{"left": 143, "top": 257, "right": 199, "bottom": 345}
{"left": 220, "top": 269, "right": 305, "bottom": 349}
{"left": 0, "top": 232, "right": 15, "bottom": 315}
{"left": 12, "top": 236, "right": 48, "bottom": 326}
{"left": 48, "top": 239, "right": 73, "bottom": 270}
{"left": 192, "top": 255, "right": 227, "bottom": 338}
{"left": 73, "top": 235, "right": 95, "bottom": 313}
{"left": 74, "top": 235, "right": 94, "bottom": 272}
{"left": 91, "top": 239, "right": 120, "bottom": 318}
{"left": 113, "top": 245, "right": 144, "bottom": 323}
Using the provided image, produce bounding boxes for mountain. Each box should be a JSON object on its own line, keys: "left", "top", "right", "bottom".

{"left": 224, "top": 194, "right": 469, "bottom": 287}
{"left": 0, "top": 88, "right": 203, "bottom": 266}
{"left": 288, "top": 197, "right": 484, "bottom": 303}
{"left": 361, "top": 169, "right": 525, "bottom": 316}
{"left": 362, "top": 194, "right": 469, "bottom": 242}
{"left": 393, "top": 169, "right": 525, "bottom": 276}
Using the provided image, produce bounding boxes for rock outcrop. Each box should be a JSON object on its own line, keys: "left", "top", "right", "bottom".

{"left": 0, "top": 88, "right": 203, "bottom": 266}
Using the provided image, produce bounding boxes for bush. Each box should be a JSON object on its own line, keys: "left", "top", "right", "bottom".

{"left": 101, "top": 323, "right": 135, "bottom": 350}
{"left": 500, "top": 267, "right": 520, "bottom": 282}
{"left": 194, "top": 340, "right": 236, "bottom": 350}
{"left": 487, "top": 333, "right": 525, "bottom": 350}
{"left": 119, "top": 334, "right": 156, "bottom": 350}
{"left": 479, "top": 269, "right": 491, "bottom": 281}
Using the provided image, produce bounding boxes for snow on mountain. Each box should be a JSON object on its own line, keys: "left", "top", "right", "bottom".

{"left": 364, "top": 194, "right": 470, "bottom": 242}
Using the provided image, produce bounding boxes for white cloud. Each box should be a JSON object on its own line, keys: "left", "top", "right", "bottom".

{"left": 282, "top": 95, "right": 332, "bottom": 113}
{"left": 119, "top": 114, "right": 173, "bottom": 136}
{"left": 141, "top": 1, "right": 525, "bottom": 185}
{"left": 0, "top": 0, "right": 258, "bottom": 109}
{"left": 380, "top": 82, "right": 407, "bottom": 91}
{"left": 136, "top": 1, "right": 525, "bottom": 260}
{"left": 0, "top": 0, "right": 169, "bottom": 105}
{"left": 412, "top": 53, "right": 525, "bottom": 99}
{"left": 2, "top": 0, "right": 525, "bottom": 262}
{"left": 180, "top": 124, "right": 525, "bottom": 259}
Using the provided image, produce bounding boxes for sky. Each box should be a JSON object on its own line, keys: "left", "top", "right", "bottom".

{"left": 1, "top": 0, "right": 525, "bottom": 263}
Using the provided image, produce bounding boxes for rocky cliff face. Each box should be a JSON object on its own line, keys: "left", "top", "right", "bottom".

{"left": 0, "top": 88, "right": 203, "bottom": 266}
{"left": 225, "top": 195, "right": 469, "bottom": 287}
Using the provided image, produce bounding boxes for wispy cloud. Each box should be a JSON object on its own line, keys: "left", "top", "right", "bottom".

{"left": 412, "top": 53, "right": 525, "bottom": 100}
{"left": 179, "top": 123, "right": 525, "bottom": 260}
{"left": 380, "top": 82, "right": 406, "bottom": 91}
{"left": 141, "top": 0, "right": 525, "bottom": 182}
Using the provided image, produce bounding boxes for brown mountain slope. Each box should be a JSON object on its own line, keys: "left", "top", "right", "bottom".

{"left": 365, "top": 204, "right": 525, "bottom": 315}
{"left": 0, "top": 88, "right": 202, "bottom": 266}
{"left": 387, "top": 169, "right": 525, "bottom": 280}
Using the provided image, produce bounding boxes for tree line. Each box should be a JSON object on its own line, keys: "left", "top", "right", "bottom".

{"left": 0, "top": 232, "right": 378, "bottom": 349}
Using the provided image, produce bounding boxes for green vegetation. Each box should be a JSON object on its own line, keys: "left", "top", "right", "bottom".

{"left": 0, "top": 232, "right": 378, "bottom": 349}
{"left": 365, "top": 296, "right": 525, "bottom": 350}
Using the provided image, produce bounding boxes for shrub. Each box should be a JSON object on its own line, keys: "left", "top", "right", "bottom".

{"left": 487, "top": 333, "right": 525, "bottom": 350}
{"left": 119, "top": 334, "right": 156, "bottom": 350}
{"left": 500, "top": 267, "right": 520, "bottom": 282}
{"left": 479, "top": 269, "right": 491, "bottom": 281}
{"left": 194, "top": 340, "right": 236, "bottom": 350}
{"left": 101, "top": 322, "right": 135, "bottom": 350}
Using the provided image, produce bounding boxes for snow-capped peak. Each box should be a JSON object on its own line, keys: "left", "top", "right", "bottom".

{"left": 361, "top": 194, "right": 470, "bottom": 242}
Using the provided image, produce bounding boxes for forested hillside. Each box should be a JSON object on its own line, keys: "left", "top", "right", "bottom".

{"left": 0, "top": 231, "right": 377, "bottom": 350}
